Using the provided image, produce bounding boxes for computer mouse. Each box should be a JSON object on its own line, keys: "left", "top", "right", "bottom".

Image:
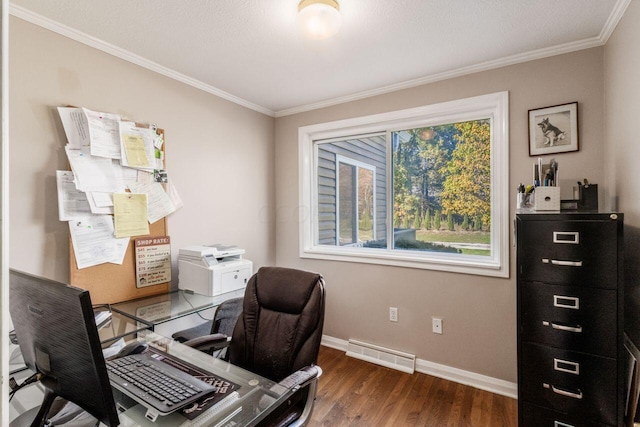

{"left": 116, "top": 341, "right": 148, "bottom": 358}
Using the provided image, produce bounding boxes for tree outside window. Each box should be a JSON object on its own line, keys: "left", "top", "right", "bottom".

{"left": 392, "top": 120, "right": 491, "bottom": 256}
{"left": 300, "top": 92, "right": 509, "bottom": 277}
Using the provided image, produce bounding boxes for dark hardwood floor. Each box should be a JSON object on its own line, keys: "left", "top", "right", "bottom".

{"left": 308, "top": 346, "right": 517, "bottom": 427}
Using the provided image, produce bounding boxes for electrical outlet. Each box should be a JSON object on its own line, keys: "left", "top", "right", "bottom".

{"left": 389, "top": 307, "right": 398, "bottom": 322}
{"left": 432, "top": 317, "right": 443, "bottom": 334}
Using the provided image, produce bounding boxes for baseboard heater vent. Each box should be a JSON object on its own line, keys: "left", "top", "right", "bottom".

{"left": 346, "top": 339, "right": 415, "bottom": 374}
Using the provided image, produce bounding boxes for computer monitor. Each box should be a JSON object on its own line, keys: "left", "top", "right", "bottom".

{"left": 9, "top": 269, "right": 119, "bottom": 426}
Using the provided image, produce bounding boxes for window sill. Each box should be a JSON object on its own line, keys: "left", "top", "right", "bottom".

{"left": 300, "top": 246, "right": 509, "bottom": 278}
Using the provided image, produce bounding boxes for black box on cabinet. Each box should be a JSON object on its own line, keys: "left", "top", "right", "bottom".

{"left": 578, "top": 184, "right": 598, "bottom": 211}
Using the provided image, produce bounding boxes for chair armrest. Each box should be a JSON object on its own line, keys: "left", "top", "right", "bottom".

{"left": 257, "top": 365, "right": 323, "bottom": 427}
{"left": 171, "top": 321, "right": 213, "bottom": 343}
{"left": 182, "top": 333, "right": 229, "bottom": 353}
{"left": 278, "top": 365, "right": 322, "bottom": 391}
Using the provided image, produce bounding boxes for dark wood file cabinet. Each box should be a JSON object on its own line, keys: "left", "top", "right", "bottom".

{"left": 516, "top": 212, "right": 624, "bottom": 427}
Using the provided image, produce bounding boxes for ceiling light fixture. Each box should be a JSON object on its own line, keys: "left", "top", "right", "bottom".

{"left": 298, "top": 0, "right": 342, "bottom": 40}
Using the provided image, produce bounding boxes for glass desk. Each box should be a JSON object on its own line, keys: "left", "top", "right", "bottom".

{"left": 94, "top": 305, "right": 153, "bottom": 346}
{"left": 11, "top": 326, "right": 294, "bottom": 426}
{"left": 9, "top": 309, "right": 149, "bottom": 375}
{"left": 110, "top": 289, "right": 244, "bottom": 329}
{"left": 115, "top": 331, "right": 294, "bottom": 427}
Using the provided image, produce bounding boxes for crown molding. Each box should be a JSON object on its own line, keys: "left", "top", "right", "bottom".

{"left": 10, "top": 0, "right": 630, "bottom": 120}
{"left": 275, "top": 36, "right": 604, "bottom": 117}
{"left": 9, "top": 4, "right": 276, "bottom": 117}
{"left": 276, "top": 0, "right": 631, "bottom": 117}
{"left": 599, "top": 0, "right": 632, "bottom": 43}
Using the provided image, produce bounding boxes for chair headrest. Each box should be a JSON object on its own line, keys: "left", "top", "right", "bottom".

{"left": 254, "top": 267, "right": 322, "bottom": 314}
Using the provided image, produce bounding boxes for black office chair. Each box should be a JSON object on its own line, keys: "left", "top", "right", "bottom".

{"left": 174, "top": 296, "right": 243, "bottom": 358}
{"left": 184, "top": 266, "right": 326, "bottom": 427}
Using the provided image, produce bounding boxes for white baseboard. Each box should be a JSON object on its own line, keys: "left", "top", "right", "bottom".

{"left": 321, "top": 335, "right": 347, "bottom": 351}
{"left": 320, "top": 335, "right": 517, "bottom": 399}
{"left": 414, "top": 358, "right": 517, "bottom": 398}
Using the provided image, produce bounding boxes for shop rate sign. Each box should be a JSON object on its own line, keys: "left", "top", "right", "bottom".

{"left": 135, "top": 236, "right": 171, "bottom": 288}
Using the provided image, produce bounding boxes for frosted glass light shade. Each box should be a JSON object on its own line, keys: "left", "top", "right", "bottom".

{"left": 298, "top": 0, "right": 342, "bottom": 40}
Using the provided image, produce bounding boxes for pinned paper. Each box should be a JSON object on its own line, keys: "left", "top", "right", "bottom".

{"left": 128, "top": 181, "right": 178, "bottom": 224}
{"left": 119, "top": 121, "right": 156, "bottom": 170}
{"left": 83, "top": 108, "right": 122, "bottom": 159}
{"left": 56, "top": 170, "right": 91, "bottom": 220}
{"left": 57, "top": 107, "right": 90, "bottom": 148}
{"left": 69, "top": 216, "right": 118, "bottom": 269}
{"left": 122, "top": 133, "right": 150, "bottom": 167}
{"left": 113, "top": 193, "right": 149, "bottom": 238}
{"left": 65, "top": 146, "right": 125, "bottom": 193}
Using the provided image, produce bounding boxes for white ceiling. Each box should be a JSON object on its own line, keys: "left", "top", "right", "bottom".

{"left": 9, "top": 0, "right": 629, "bottom": 116}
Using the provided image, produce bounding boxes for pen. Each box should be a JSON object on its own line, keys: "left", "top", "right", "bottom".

{"left": 549, "top": 159, "right": 558, "bottom": 187}
{"left": 537, "top": 158, "right": 543, "bottom": 187}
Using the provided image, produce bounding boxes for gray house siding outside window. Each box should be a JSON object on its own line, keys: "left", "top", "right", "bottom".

{"left": 317, "top": 134, "right": 386, "bottom": 246}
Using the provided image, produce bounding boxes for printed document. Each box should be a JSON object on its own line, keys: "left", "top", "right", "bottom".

{"left": 165, "top": 180, "right": 184, "bottom": 212}
{"left": 128, "top": 181, "right": 177, "bottom": 224}
{"left": 119, "top": 121, "right": 156, "bottom": 170}
{"left": 57, "top": 107, "right": 90, "bottom": 148}
{"left": 83, "top": 108, "right": 122, "bottom": 159}
{"left": 121, "top": 165, "right": 141, "bottom": 187}
{"left": 69, "top": 216, "right": 118, "bottom": 269}
{"left": 65, "top": 146, "right": 125, "bottom": 193}
{"left": 87, "top": 192, "right": 114, "bottom": 215}
{"left": 56, "top": 170, "right": 91, "bottom": 220}
{"left": 109, "top": 236, "right": 130, "bottom": 265}
{"left": 113, "top": 193, "right": 150, "bottom": 238}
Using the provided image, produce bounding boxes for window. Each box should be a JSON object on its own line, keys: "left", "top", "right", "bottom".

{"left": 336, "top": 155, "right": 377, "bottom": 245}
{"left": 299, "top": 92, "right": 509, "bottom": 277}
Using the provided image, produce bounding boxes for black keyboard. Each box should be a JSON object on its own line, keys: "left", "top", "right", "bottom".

{"left": 107, "top": 353, "right": 216, "bottom": 415}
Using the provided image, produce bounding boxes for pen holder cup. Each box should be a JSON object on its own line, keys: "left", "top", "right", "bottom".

{"left": 578, "top": 184, "right": 598, "bottom": 211}
{"left": 517, "top": 193, "right": 534, "bottom": 209}
{"left": 534, "top": 187, "right": 561, "bottom": 211}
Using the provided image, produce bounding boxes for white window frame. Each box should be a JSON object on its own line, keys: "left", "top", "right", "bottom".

{"left": 335, "top": 155, "right": 377, "bottom": 245}
{"left": 298, "top": 91, "right": 509, "bottom": 278}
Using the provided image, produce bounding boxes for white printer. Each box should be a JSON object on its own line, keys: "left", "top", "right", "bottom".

{"left": 178, "top": 245, "right": 252, "bottom": 296}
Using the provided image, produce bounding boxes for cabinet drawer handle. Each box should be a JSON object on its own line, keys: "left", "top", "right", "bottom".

{"left": 552, "top": 323, "right": 582, "bottom": 333}
{"left": 542, "top": 321, "right": 583, "bottom": 333}
{"left": 554, "top": 295, "right": 579, "bottom": 310}
{"left": 554, "top": 358, "right": 580, "bottom": 375}
{"left": 551, "top": 259, "right": 583, "bottom": 267}
{"left": 553, "top": 231, "right": 580, "bottom": 244}
{"left": 548, "top": 384, "right": 583, "bottom": 400}
{"left": 542, "top": 258, "right": 583, "bottom": 267}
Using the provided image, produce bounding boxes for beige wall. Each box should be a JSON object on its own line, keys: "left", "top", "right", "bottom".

{"left": 275, "top": 48, "right": 606, "bottom": 382}
{"left": 9, "top": 17, "right": 276, "bottom": 284}
{"left": 604, "top": 2, "right": 640, "bottom": 344}
{"left": 9, "top": 9, "right": 621, "bottom": 385}
{"left": 605, "top": 0, "right": 640, "bottom": 220}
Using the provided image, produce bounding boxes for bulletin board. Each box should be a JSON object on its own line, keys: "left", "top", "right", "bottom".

{"left": 69, "top": 125, "right": 171, "bottom": 304}
{"left": 69, "top": 219, "right": 169, "bottom": 304}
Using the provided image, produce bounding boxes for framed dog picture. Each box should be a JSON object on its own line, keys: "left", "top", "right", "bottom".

{"left": 528, "top": 102, "right": 579, "bottom": 156}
